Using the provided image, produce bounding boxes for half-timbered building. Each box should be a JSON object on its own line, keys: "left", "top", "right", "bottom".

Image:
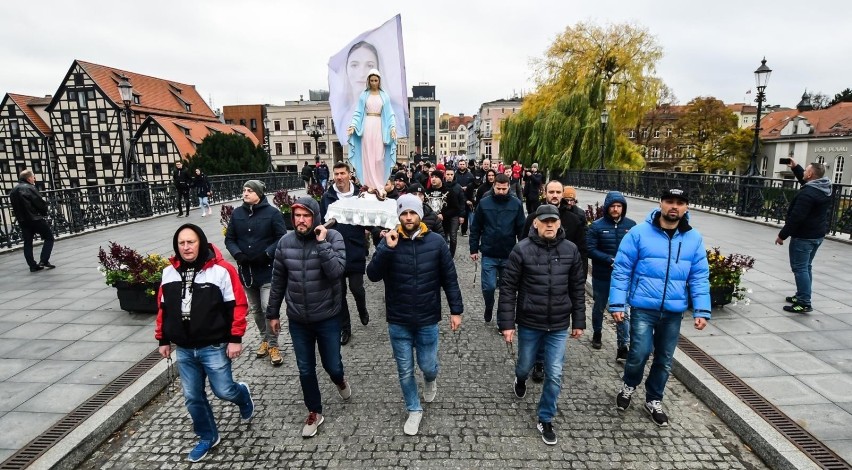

{"left": 0, "top": 93, "right": 54, "bottom": 191}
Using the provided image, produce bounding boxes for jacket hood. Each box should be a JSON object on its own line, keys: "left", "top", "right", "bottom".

{"left": 806, "top": 177, "right": 832, "bottom": 196}
{"left": 603, "top": 191, "right": 628, "bottom": 220}
{"left": 171, "top": 224, "right": 220, "bottom": 270}
{"left": 396, "top": 222, "right": 430, "bottom": 239}
{"left": 291, "top": 196, "right": 322, "bottom": 230}
{"left": 646, "top": 208, "right": 692, "bottom": 233}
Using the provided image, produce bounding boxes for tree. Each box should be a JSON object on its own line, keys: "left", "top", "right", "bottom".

{"left": 502, "top": 21, "right": 664, "bottom": 171}
{"left": 675, "top": 97, "right": 738, "bottom": 172}
{"left": 711, "top": 128, "right": 753, "bottom": 173}
{"left": 188, "top": 133, "right": 269, "bottom": 175}
{"left": 810, "top": 91, "right": 832, "bottom": 110}
{"left": 831, "top": 88, "right": 852, "bottom": 106}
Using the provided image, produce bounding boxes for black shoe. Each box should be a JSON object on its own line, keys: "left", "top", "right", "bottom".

{"left": 29, "top": 265, "right": 44, "bottom": 272}
{"left": 177, "top": 213, "right": 184, "bottom": 218}
{"left": 484, "top": 309, "right": 493, "bottom": 323}
{"left": 537, "top": 421, "right": 557, "bottom": 445}
{"left": 785, "top": 295, "right": 797, "bottom": 304}
{"left": 616, "top": 346, "right": 629, "bottom": 363}
{"left": 513, "top": 377, "right": 526, "bottom": 398}
{"left": 39, "top": 262, "right": 56, "bottom": 269}
{"left": 616, "top": 383, "right": 635, "bottom": 411}
{"left": 591, "top": 332, "right": 602, "bottom": 350}
{"left": 531, "top": 362, "right": 545, "bottom": 383}
{"left": 783, "top": 303, "right": 812, "bottom": 313}
{"left": 644, "top": 400, "right": 669, "bottom": 427}
{"left": 359, "top": 311, "right": 370, "bottom": 326}
{"left": 340, "top": 330, "right": 351, "bottom": 345}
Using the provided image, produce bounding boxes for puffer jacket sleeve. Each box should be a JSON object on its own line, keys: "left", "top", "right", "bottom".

{"left": 497, "top": 244, "right": 524, "bottom": 331}
{"left": 608, "top": 229, "right": 639, "bottom": 312}
{"left": 586, "top": 222, "right": 610, "bottom": 264}
{"left": 366, "top": 239, "right": 392, "bottom": 282}
{"left": 266, "top": 237, "right": 289, "bottom": 319}
{"left": 318, "top": 230, "right": 346, "bottom": 281}
{"left": 568, "top": 245, "right": 587, "bottom": 329}
{"left": 687, "top": 235, "right": 712, "bottom": 319}
{"left": 438, "top": 240, "right": 463, "bottom": 314}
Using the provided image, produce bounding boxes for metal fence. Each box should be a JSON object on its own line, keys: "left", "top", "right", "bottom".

{"left": 0, "top": 172, "right": 302, "bottom": 249}
{"left": 560, "top": 170, "right": 852, "bottom": 238}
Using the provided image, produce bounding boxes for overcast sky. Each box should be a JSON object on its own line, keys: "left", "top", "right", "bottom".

{"left": 2, "top": 0, "right": 850, "bottom": 116}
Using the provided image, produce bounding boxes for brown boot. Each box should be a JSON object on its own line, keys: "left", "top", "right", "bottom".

{"left": 269, "top": 346, "right": 283, "bottom": 366}
{"left": 256, "top": 341, "right": 269, "bottom": 358}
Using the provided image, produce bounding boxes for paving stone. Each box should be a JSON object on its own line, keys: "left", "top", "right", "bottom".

{"left": 742, "top": 376, "right": 830, "bottom": 406}
{"left": 7, "top": 360, "right": 86, "bottom": 383}
{"left": 0, "top": 411, "right": 65, "bottom": 449}
{"left": 14, "top": 383, "right": 102, "bottom": 413}
{"left": 764, "top": 351, "right": 840, "bottom": 375}
{"left": 797, "top": 373, "right": 852, "bottom": 403}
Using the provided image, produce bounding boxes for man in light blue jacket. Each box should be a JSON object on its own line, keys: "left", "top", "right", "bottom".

{"left": 609, "top": 188, "right": 710, "bottom": 427}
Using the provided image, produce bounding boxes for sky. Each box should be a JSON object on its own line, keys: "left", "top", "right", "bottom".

{"left": 2, "top": 0, "right": 850, "bottom": 117}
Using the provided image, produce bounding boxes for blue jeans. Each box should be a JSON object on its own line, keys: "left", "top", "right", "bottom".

{"left": 176, "top": 344, "right": 251, "bottom": 441}
{"left": 516, "top": 325, "right": 568, "bottom": 423}
{"left": 622, "top": 308, "right": 683, "bottom": 402}
{"left": 289, "top": 316, "right": 345, "bottom": 414}
{"left": 591, "top": 277, "right": 629, "bottom": 347}
{"left": 388, "top": 323, "right": 439, "bottom": 412}
{"left": 481, "top": 257, "right": 508, "bottom": 312}
{"left": 789, "top": 237, "right": 823, "bottom": 306}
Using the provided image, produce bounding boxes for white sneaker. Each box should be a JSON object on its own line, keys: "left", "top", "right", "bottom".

{"left": 423, "top": 380, "right": 437, "bottom": 403}
{"left": 403, "top": 411, "right": 423, "bottom": 436}
{"left": 201, "top": 213, "right": 207, "bottom": 217}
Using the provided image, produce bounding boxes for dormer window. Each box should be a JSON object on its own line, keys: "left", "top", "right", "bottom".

{"left": 133, "top": 95, "right": 140, "bottom": 105}
{"left": 184, "top": 103, "right": 191, "bottom": 112}
{"left": 184, "top": 127, "right": 190, "bottom": 136}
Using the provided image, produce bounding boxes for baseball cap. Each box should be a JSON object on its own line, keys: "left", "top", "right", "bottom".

{"left": 661, "top": 188, "right": 689, "bottom": 203}
{"left": 408, "top": 183, "right": 425, "bottom": 195}
{"left": 534, "top": 204, "right": 560, "bottom": 221}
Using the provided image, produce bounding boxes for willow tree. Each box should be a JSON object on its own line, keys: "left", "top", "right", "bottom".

{"left": 502, "top": 21, "right": 664, "bottom": 171}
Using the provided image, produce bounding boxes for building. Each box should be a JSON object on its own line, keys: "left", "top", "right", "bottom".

{"left": 437, "top": 113, "right": 473, "bottom": 161}
{"left": 468, "top": 114, "right": 480, "bottom": 158}
{"left": 264, "top": 98, "right": 337, "bottom": 173}
{"left": 475, "top": 97, "right": 522, "bottom": 163}
{"left": 223, "top": 104, "right": 264, "bottom": 143}
{"left": 0, "top": 94, "right": 54, "bottom": 191}
{"left": 409, "top": 83, "right": 440, "bottom": 164}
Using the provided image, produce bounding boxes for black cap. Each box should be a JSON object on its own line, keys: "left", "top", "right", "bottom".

{"left": 534, "top": 204, "right": 560, "bottom": 221}
{"left": 394, "top": 171, "right": 408, "bottom": 182}
{"left": 408, "top": 183, "right": 425, "bottom": 195}
{"left": 661, "top": 188, "right": 689, "bottom": 203}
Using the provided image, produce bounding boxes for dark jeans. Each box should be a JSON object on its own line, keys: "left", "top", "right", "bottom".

{"left": 289, "top": 316, "right": 345, "bottom": 414}
{"left": 461, "top": 206, "right": 471, "bottom": 235}
{"left": 525, "top": 196, "right": 541, "bottom": 215}
{"left": 176, "top": 190, "right": 191, "bottom": 215}
{"left": 442, "top": 216, "right": 460, "bottom": 257}
{"left": 339, "top": 273, "right": 367, "bottom": 332}
{"left": 623, "top": 308, "right": 683, "bottom": 402}
{"left": 21, "top": 219, "right": 54, "bottom": 268}
{"left": 592, "top": 277, "right": 629, "bottom": 347}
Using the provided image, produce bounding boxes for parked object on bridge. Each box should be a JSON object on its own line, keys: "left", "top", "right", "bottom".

{"left": 97, "top": 241, "right": 170, "bottom": 313}
{"left": 706, "top": 247, "right": 755, "bottom": 307}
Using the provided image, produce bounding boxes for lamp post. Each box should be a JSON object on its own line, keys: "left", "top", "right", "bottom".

{"left": 305, "top": 118, "right": 325, "bottom": 165}
{"left": 738, "top": 57, "right": 772, "bottom": 216}
{"left": 263, "top": 114, "right": 273, "bottom": 172}
{"left": 599, "top": 109, "right": 609, "bottom": 170}
{"left": 116, "top": 75, "right": 138, "bottom": 181}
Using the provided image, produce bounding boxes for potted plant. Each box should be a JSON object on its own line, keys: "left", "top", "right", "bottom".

{"left": 274, "top": 189, "right": 297, "bottom": 229}
{"left": 220, "top": 204, "right": 234, "bottom": 237}
{"left": 307, "top": 183, "right": 325, "bottom": 201}
{"left": 97, "top": 242, "right": 170, "bottom": 314}
{"left": 706, "top": 247, "right": 755, "bottom": 307}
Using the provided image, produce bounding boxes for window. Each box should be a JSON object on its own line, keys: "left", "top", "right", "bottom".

{"left": 834, "top": 156, "right": 845, "bottom": 184}
{"left": 274, "top": 142, "right": 282, "bottom": 155}
{"left": 102, "top": 155, "right": 112, "bottom": 171}
{"left": 74, "top": 73, "right": 84, "bottom": 85}
{"left": 82, "top": 136, "right": 93, "bottom": 154}
{"left": 225, "top": 119, "right": 233, "bottom": 124}
{"left": 157, "top": 143, "right": 168, "bottom": 156}
{"left": 317, "top": 119, "right": 325, "bottom": 128}
{"left": 628, "top": 129, "right": 635, "bottom": 139}
{"left": 287, "top": 120, "right": 295, "bottom": 131}
{"left": 184, "top": 103, "right": 191, "bottom": 112}
{"left": 61, "top": 111, "right": 71, "bottom": 125}
{"left": 302, "top": 119, "right": 310, "bottom": 130}
{"left": 12, "top": 142, "right": 24, "bottom": 158}
{"left": 68, "top": 90, "right": 77, "bottom": 101}
{"left": 32, "top": 160, "right": 42, "bottom": 173}
{"left": 0, "top": 160, "right": 8, "bottom": 173}
{"left": 143, "top": 143, "right": 153, "bottom": 156}
{"left": 77, "top": 91, "right": 88, "bottom": 108}
{"left": 642, "top": 129, "right": 649, "bottom": 139}
{"left": 86, "top": 90, "right": 95, "bottom": 100}
{"left": 150, "top": 125, "right": 158, "bottom": 135}
{"left": 289, "top": 142, "right": 296, "bottom": 155}
{"left": 817, "top": 155, "right": 826, "bottom": 165}
{"left": 318, "top": 142, "right": 327, "bottom": 154}
{"left": 84, "top": 157, "right": 97, "bottom": 179}
{"left": 0, "top": 140, "right": 5, "bottom": 151}
{"left": 303, "top": 142, "right": 311, "bottom": 154}
{"left": 250, "top": 119, "right": 257, "bottom": 131}
{"left": 654, "top": 130, "right": 660, "bottom": 138}
{"left": 97, "top": 110, "right": 107, "bottom": 123}
{"left": 153, "top": 164, "right": 163, "bottom": 176}
{"left": 484, "top": 142, "right": 492, "bottom": 157}
{"left": 667, "top": 128, "right": 673, "bottom": 137}
{"left": 133, "top": 95, "right": 140, "bottom": 105}
{"left": 99, "top": 132, "right": 109, "bottom": 146}
{"left": 28, "top": 138, "right": 39, "bottom": 152}
{"left": 80, "top": 113, "right": 90, "bottom": 131}
{"left": 64, "top": 134, "right": 74, "bottom": 146}
{"left": 274, "top": 120, "right": 281, "bottom": 131}
{"left": 10, "top": 120, "right": 20, "bottom": 137}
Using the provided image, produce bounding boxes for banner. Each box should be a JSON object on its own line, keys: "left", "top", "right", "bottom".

{"left": 328, "top": 14, "right": 409, "bottom": 147}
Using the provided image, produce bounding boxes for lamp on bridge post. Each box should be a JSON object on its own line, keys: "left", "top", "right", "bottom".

{"left": 738, "top": 58, "right": 772, "bottom": 216}
{"left": 305, "top": 118, "right": 325, "bottom": 165}
{"left": 263, "top": 115, "right": 273, "bottom": 172}
{"left": 599, "top": 109, "right": 609, "bottom": 170}
{"left": 117, "top": 75, "right": 138, "bottom": 182}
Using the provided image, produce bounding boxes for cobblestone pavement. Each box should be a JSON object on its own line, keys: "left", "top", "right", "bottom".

{"left": 79, "top": 248, "right": 768, "bottom": 470}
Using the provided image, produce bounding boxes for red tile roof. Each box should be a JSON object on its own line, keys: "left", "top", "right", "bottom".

{"left": 7, "top": 93, "right": 52, "bottom": 135}
{"left": 448, "top": 115, "right": 474, "bottom": 130}
{"left": 760, "top": 102, "right": 852, "bottom": 139}
{"left": 76, "top": 60, "right": 218, "bottom": 122}
{"left": 149, "top": 116, "right": 258, "bottom": 159}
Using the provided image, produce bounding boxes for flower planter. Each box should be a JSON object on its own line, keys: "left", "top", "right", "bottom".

{"left": 114, "top": 281, "right": 159, "bottom": 314}
{"left": 710, "top": 285, "right": 735, "bottom": 308}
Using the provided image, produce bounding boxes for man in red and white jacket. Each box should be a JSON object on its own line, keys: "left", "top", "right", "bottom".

{"left": 155, "top": 223, "right": 253, "bottom": 463}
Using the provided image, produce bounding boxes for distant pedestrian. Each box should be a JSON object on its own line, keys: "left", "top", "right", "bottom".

{"left": 367, "top": 194, "right": 463, "bottom": 436}
{"left": 314, "top": 160, "right": 330, "bottom": 189}
{"left": 193, "top": 168, "right": 212, "bottom": 217}
{"left": 9, "top": 169, "right": 55, "bottom": 272}
{"left": 775, "top": 158, "right": 832, "bottom": 313}
{"left": 612, "top": 189, "right": 711, "bottom": 427}
{"left": 522, "top": 163, "right": 544, "bottom": 214}
{"left": 173, "top": 160, "right": 192, "bottom": 217}
{"left": 155, "top": 224, "right": 253, "bottom": 462}
{"left": 266, "top": 197, "right": 350, "bottom": 438}
{"left": 503, "top": 167, "right": 523, "bottom": 200}
{"left": 498, "top": 204, "right": 586, "bottom": 446}
{"left": 301, "top": 161, "right": 313, "bottom": 190}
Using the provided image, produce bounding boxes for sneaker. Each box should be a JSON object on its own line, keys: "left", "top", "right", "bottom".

{"left": 403, "top": 411, "right": 423, "bottom": 436}
{"left": 201, "top": 213, "right": 207, "bottom": 217}
{"left": 591, "top": 331, "right": 602, "bottom": 350}
{"left": 337, "top": 379, "right": 352, "bottom": 400}
{"left": 424, "top": 379, "right": 437, "bottom": 403}
{"left": 616, "top": 383, "right": 635, "bottom": 411}
{"left": 340, "top": 330, "right": 351, "bottom": 345}
{"left": 29, "top": 265, "right": 44, "bottom": 272}
{"left": 302, "top": 412, "right": 324, "bottom": 438}
{"left": 513, "top": 377, "right": 526, "bottom": 398}
{"left": 644, "top": 400, "right": 669, "bottom": 427}
{"left": 177, "top": 214, "right": 184, "bottom": 218}
{"left": 616, "top": 346, "right": 629, "bottom": 363}
{"left": 269, "top": 346, "right": 283, "bottom": 366}
{"left": 531, "top": 362, "right": 545, "bottom": 383}
{"left": 783, "top": 303, "right": 812, "bottom": 313}
{"left": 785, "top": 295, "right": 798, "bottom": 304}
{"left": 256, "top": 341, "right": 269, "bottom": 358}
{"left": 359, "top": 310, "right": 370, "bottom": 326}
{"left": 187, "top": 436, "right": 220, "bottom": 462}
{"left": 239, "top": 382, "right": 254, "bottom": 422}
{"left": 38, "top": 262, "right": 56, "bottom": 269}
{"left": 537, "top": 421, "right": 557, "bottom": 445}
{"left": 484, "top": 309, "right": 493, "bottom": 323}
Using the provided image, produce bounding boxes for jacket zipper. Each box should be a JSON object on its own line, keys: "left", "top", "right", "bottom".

{"left": 546, "top": 244, "right": 553, "bottom": 331}
{"left": 302, "top": 242, "right": 309, "bottom": 315}
{"left": 412, "top": 236, "right": 418, "bottom": 327}
{"left": 660, "top": 230, "right": 673, "bottom": 312}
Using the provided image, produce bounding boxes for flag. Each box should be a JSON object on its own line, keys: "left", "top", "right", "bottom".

{"left": 745, "top": 89, "right": 752, "bottom": 94}
{"left": 327, "top": 14, "right": 409, "bottom": 146}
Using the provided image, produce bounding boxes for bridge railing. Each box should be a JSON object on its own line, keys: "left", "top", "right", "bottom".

{"left": 0, "top": 172, "right": 302, "bottom": 249}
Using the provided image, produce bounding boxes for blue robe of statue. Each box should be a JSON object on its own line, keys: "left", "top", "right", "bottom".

{"left": 348, "top": 89, "right": 396, "bottom": 187}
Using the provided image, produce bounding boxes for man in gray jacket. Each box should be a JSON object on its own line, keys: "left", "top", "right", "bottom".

{"left": 266, "top": 197, "right": 350, "bottom": 438}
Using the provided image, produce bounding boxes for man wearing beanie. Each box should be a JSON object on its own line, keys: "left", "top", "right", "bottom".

{"left": 562, "top": 186, "right": 586, "bottom": 222}
{"left": 367, "top": 194, "right": 463, "bottom": 436}
{"left": 225, "top": 180, "right": 287, "bottom": 366}
{"left": 156, "top": 224, "right": 254, "bottom": 462}
{"left": 267, "top": 196, "right": 350, "bottom": 438}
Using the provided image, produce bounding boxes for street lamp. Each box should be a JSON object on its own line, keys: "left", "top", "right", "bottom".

{"left": 745, "top": 58, "right": 771, "bottom": 176}
{"left": 117, "top": 75, "right": 138, "bottom": 181}
{"left": 263, "top": 114, "right": 273, "bottom": 172}
{"left": 599, "top": 109, "right": 609, "bottom": 170}
{"left": 305, "top": 118, "right": 325, "bottom": 165}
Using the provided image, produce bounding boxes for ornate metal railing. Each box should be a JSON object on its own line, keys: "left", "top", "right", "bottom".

{"left": 0, "top": 172, "right": 301, "bottom": 249}
{"left": 561, "top": 170, "right": 852, "bottom": 238}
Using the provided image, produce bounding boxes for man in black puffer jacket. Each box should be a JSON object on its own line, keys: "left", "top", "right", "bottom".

{"left": 498, "top": 204, "right": 585, "bottom": 446}
{"left": 367, "top": 194, "right": 463, "bottom": 437}
{"left": 266, "top": 197, "right": 350, "bottom": 439}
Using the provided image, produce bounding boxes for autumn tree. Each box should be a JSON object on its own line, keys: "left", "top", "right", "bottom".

{"left": 675, "top": 97, "right": 738, "bottom": 172}
{"left": 502, "top": 21, "right": 664, "bottom": 171}
{"left": 714, "top": 128, "right": 754, "bottom": 173}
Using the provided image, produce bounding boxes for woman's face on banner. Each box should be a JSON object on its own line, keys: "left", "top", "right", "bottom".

{"left": 347, "top": 46, "right": 378, "bottom": 98}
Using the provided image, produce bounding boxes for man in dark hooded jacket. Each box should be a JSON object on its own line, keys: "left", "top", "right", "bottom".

{"left": 266, "top": 197, "right": 349, "bottom": 438}
{"left": 225, "top": 180, "right": 287, "bottom": 366}
{"left": 587, "top": 191, "right": 636, "bottom": 359}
